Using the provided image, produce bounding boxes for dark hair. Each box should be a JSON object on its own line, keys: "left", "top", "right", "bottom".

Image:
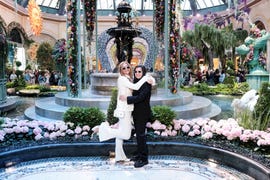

{"left": 133, "top": 65, "right": 147, "bottom": 83}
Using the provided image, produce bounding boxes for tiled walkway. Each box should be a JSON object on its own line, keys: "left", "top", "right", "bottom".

{"left": 0, "top": 156, "right": 253, "bottom": 180}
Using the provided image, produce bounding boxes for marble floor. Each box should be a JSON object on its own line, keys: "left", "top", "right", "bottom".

{"left": 0, "top": 155, "right": 253, "bottom": 180}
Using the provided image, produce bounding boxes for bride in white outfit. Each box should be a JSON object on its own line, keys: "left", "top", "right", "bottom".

{"left": 99, "top": 61, "right": 153, "bottom": 162}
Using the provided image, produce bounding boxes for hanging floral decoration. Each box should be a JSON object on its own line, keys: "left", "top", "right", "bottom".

{"left": 153, "top": 0, "right": 165, "bottom": 43}
{"left": 28, "top": 0, "right": 43, "bottom": 36}
{"left": 67, "top": 0, "right": 78, "bottom": 97}
{"left": 168, "top": 0, "right": 180, "bottom": 93}
{"left": 84, "top": 0, "right": 96, "bottom": 45}
{"left": 52, "top": 39, "right": 67, "bottom": 64}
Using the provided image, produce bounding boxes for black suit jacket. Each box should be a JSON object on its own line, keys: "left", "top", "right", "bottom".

{"left": 127, "top": 82, "right": 152, "bottom": 120}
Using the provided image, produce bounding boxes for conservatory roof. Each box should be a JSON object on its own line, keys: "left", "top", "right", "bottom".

{"left": 14, "top": 0, "right": 227, "bottom": 16}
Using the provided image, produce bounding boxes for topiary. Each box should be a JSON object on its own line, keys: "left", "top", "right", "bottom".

{"left": 151, "top": 105, "right": 176, "bottom": 127}
{"left": 107, "top": 88, "right": 119, "bottom": 125}
{"left": 63, "top": 107, "right": 105, "bottom": 128}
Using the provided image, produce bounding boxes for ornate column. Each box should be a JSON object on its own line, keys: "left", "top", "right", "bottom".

{"left": 267, "top": 40, "right": 270, "bottom": 73}
{"left": 0, "top": 33, "right": 8, "bottom": 104}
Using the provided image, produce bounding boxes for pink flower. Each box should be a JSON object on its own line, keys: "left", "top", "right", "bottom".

{"left": 146, "top": 122, "right": 152, "bottom": 128}
{"left": 44, "top": 132, "right": 50, "bottom": 138}
{"left": 82, "top": 131, "right": 88, "bottom": 136}
{"left": 74, "top": 126, "right": 82, "bottom": 134}
{"left": 83, "top": 125, "right": 90, "bottom": 131}
{"left": 34, "top": 134, "right": 43, "bottom": 141}
{"left": 188, "top": 131, "right": 195, "bottom": 137}
{"left": 203, "top": 125, "right": 211, "bottom": 132}
{"left": 240, "top": 134, "right": 249, "bottom": 142}
{"left": 202, "top": 132, "right": 213, "bottom": 139}
{"left": 182, "top": 124, "right": 190, "bottom": 133}
{"left": 152, "top": 120, "right": 163, "bottom": 130}
{"left": 193, "top": 129, "right": 201, "bottom": 135}
{"left": 66, "top": 129, "right": 74, "bottom": 135}
{"left": 192, "top": 124, "right": 200, "bottom": 130}
{"left": 161, "top": 131, "right": 168, "bottom": 137}
{"left": 171, "top": 130, "right": 177, "bottom": 136}
{"left": 33, "top": 127, "right": 42, "bottom": 135}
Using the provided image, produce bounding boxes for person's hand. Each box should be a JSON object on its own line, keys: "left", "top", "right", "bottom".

{"left": 119, "top": 95, "right": 127, "bottom": 101}
{"left": 146, "top": 74, "right": 156, "bottom": 86}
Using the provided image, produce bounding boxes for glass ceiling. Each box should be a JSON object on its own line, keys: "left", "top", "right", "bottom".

{"left": 14, "top": 0, "right": 227, "bottom": 16}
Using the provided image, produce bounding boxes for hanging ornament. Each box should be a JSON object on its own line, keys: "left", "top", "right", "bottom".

{"left": 28, "top": 0, "right": 43, "bottom": 36}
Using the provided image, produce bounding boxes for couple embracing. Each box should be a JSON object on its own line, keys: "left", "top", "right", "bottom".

{"left": 99, "top": 61, "right": 155, "bottom": 168}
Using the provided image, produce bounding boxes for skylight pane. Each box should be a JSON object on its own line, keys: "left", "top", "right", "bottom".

{"left": 42, "top": 0, "right": 51, "bottom": 7}
{"left": 212, "top": 0, "right": 223, "bottom": 6}
{"left": 197, "top": 0, "right": 207, "bottom": 9}
{"left": 98, "top": 0, "right": 114, "bottom": 9}
{"left": 143, "top": 0, "right": 153, "bottom": 10}
{"left": 181, "top": 0, "right": 191, "bottom": 10}
{"left": 130, "top": 0, "right": 141, "bottom": 10}
{"left": 36, "top": 0, "right": 43, "bottom": 6}
{"left": 50, "top": 0, "right": 58, "bottom": 8}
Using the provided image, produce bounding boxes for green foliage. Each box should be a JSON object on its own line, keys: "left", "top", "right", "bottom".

{"left": 63, "top": 107, "right": 105, "bottom": 128}
{"left": 15, "top": 61, "right": 22, "bottom": 67}
{"left": 25, "top": 64, "right": 32, "bottom": 70}
{"left": 223, "top": 75, "right": 235, "bottom": 85}
{"left": 39, "top": 85, "right": 51, "bottom": 92}
{"left": 13, "top": 77, "right": 26, "bottom": 89}
{"left": 236, "top": 109, "right": 254, "bottom": 129}
{"left": 182, "top": 24, "right": 237, "bottom": 67}
{"left": 25, "top": 85, "right": 41, "bottom": 89}
{"left": 151, "top": 105, "right": 176, "bottom": 127}
{"left": 253, "top": 82, "right": 270, "bottom": 130}
{"left": 0, "top": 118, "right": 4, "bottom": 129}
{"left": 230, "top": 82, "right": 250, "bottom": 95}
{"left": 6, "top": 82, "right": 15, "bottom": 88}
{"left": 183, "top": 81, "right": 249, "bottom": 96}
{"left": 37, "top": 42, "right": 54, "bottom": 71}
{"left": 107, "top": 88, "right": 119, "bottom": 125}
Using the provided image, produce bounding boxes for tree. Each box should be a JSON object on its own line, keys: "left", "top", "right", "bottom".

{"left": 182, "top": 24, "right": 237, "bottom": 69}
{"left": 36, "top": 42, "right": 54, "bottom": 71}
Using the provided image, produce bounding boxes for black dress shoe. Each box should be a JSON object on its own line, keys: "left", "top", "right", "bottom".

{"left": 130, "top": 156, "right": 139, "bottom": 162}
{"left": 134, "top": 160, "right": 148, "bottom": 168}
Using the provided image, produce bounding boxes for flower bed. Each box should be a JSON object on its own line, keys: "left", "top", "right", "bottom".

{"left": 0, "top": 117, "right": 269, "bottom": 168}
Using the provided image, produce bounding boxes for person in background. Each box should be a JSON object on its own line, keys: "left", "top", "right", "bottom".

{"left": 9, "top": 70, "right": 17, "bottom": 82}
{"left": 98, "top": 61, "right": 154, "bottom": 163}
{"left": 219, "top": 69, "right": 226, "bottom": 83}
{"left": 120, "top": 65, "right": 154, "bottom": 168}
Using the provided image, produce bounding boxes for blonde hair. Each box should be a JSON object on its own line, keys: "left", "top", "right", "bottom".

{"left": 119, "top": 61, "right": 133, "bottom": 78}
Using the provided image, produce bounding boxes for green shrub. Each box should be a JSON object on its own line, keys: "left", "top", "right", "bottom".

{"left": 63, "top": 107, "right": 105, "bottom": 128}
{"left": 107, "top": 88, "right": 119, "bottom": 125}
{"left": 26, "top": 85, "right": 40, "bottom": 89}
{"left": 253, "top": 82, "right": 270, "bottom": 130}
{"left": 151, "top": 105, "right": 176, "bottom": 127}
{"left": 6, "top": 82, "right": 14, "bottom": 88}
{"left": 39, "top": 85, "right": 51, "bottom": 92}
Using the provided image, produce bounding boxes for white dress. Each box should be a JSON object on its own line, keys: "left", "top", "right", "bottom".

{"left": 99, "top": 74, "right": 148, "bottom": 161}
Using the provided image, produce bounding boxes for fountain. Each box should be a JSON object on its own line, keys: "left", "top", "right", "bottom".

{"left": 106, "top": 0, "right": 141, "bottom": 71}
{"left": 24, "top": 1, "right": 221, "bottom": 121}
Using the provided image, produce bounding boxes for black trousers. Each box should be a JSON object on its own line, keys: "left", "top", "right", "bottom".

{"left": 134, "top": 118, "right": 148, "bottom": 161}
